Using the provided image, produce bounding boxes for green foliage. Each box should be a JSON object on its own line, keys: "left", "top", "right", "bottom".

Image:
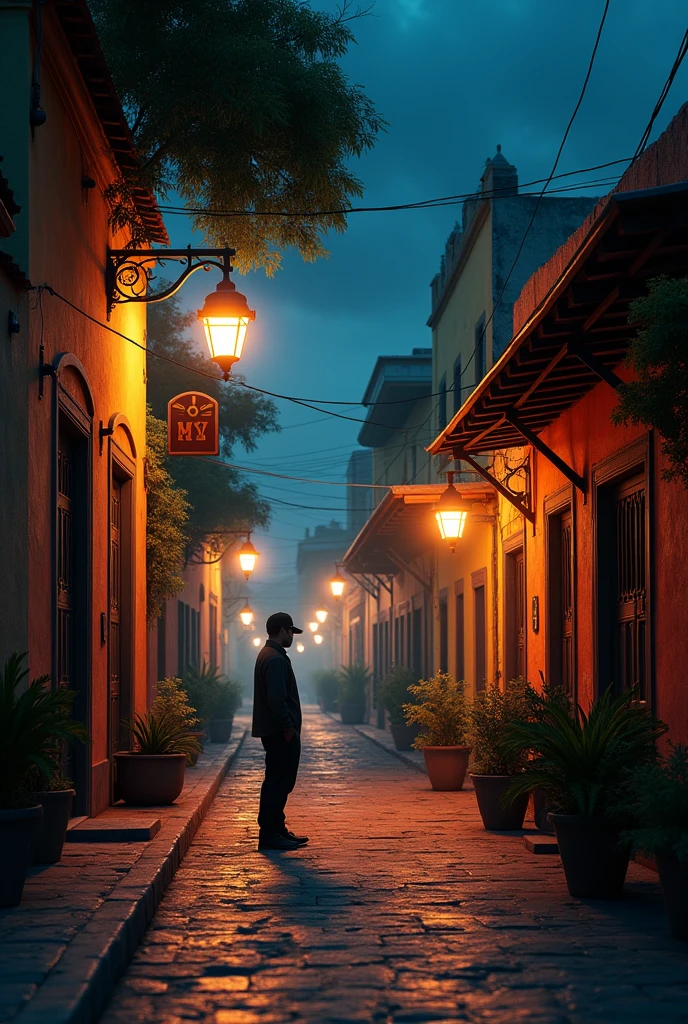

{"left": 182, "top": 662, "right": 223, "bottom": 724}
{"left": 403, "top": 672, "right": 471, "bottom": 749}
{"left": 313, "top": 669, "right": 339, "bottom": 706}
{"left": 504, "top": 688, "right": 667, "bottom": 820}
{"left": 153, "top": 677, "right": 199, "bottom": 732}
{"left": 379, "top": 666, "right": 417, "bottom": 725}
{"left": 146, "top": 296, "right": 275, "bottom": 556}
{"left": 213, "top": 679, "right": 243, "bottom": 719}
{"left": 26, "top": 760, "right": 74, "bottom": 794}
{"left": 612, "top": 276, "right": 688, "bottom": 487}
{"left": 125, "top": 710, "right": 201, "bottom": 758}
{"left": 471, "top": 677, "right": 536, "bottom": 775}
{"left": 0, "top": 653, "right": 87, "bottom": 809}
{"left": 91, "top": 0, "right": 386, "bottom": 274}
{"left": 146, "top": 410, "right": 190, "bottom": 624}
{"left": 338, "top": 662, "right": 370, "bottom": 704}
{"left": 622, "top": 744, "right": 688, "bottom": 863}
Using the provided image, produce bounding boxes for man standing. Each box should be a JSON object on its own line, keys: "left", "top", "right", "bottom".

{"left": 252, "top": 612, "right": 309, "bottom": 851}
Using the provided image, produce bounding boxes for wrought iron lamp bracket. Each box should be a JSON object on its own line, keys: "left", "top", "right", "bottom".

{"left": 453, "top": 447, "right": 535, "bottom": 524}
{"left": 106, "top": 245, "right": 236, "bottom": 319}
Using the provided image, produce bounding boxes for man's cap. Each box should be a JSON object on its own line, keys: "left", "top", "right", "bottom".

{"left": 266, "top": 612, "right": 303, "bottom": 635}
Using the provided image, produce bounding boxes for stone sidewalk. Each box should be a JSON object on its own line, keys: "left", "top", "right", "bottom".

{"left": 102, "top": 708, "right": 688, "bottom": 1024}
{"left": 0, "top": 722, "right": 247, "bottom": 1024}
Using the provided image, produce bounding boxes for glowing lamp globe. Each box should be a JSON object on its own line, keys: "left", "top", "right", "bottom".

{"left": 434, "top": 472, "right": 471, "bottom": 553}
{"left": 315, "top": 608, "right": 328, "bottom": 624}
{"left": 314, "top": 634, "right": 324, "bottom": 645}
{"left": 239, "top": 603, "right": 254, "bottom": 627}
{"left": 296, "top": 643, "right": 305, "bottom": 653}
{"left": 238, "top": 538, "right": 259, "bottom": 580}
{"left": 330, "top": 569, "right": 345, "bottom": 599}
{"left": 252, "top": 636, "right": 261, "bottom": 648}
{"left": 197, "top": 273, "right": 255, "bottom": 380}
{"left": 308, "top": 621, "right": 318, "bottom": 633}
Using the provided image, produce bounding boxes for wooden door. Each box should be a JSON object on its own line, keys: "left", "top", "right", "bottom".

{"left": 109, "top": 476, "right": 123, "bottom": 757}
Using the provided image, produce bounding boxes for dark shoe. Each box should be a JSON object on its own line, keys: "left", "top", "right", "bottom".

{"left": 258, "top": 833, "right": 300, "bottom": 851}
{"left": 283, "top": 829, "right": 309, "bottom": 845}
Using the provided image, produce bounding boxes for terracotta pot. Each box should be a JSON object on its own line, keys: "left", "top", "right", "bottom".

{"left": 422, "top": 746, "right": 471, "bottom": 791}
{"left": 209, "top": 718, "right": 233, "bottom": 744}
{"left": 656, "top": 851, "right": 688, "bottom": 940}
{"left": 471, "top": 775, "right": 529, "bottom": 831}
{"left": 548, "top": 813, "right": 629, "bottom": 898}
{"left": 389, "top": 721, "right": 421, "bottom": 751}
{"left": 339, "top": 703, "right": 365, "bottom": 725}
{"left": 0, "top": 806, "right": 43, "bottom": 907}
{"left": 32, "top": 789, "right": 75, "bottom": 864}
{"left": 114, "top": 753, "right": 186, "bottom": 806}
{"left": 186, "top": 730, "right": 206, "bottom": 767}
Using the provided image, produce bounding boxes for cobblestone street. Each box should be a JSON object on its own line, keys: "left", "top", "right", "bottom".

{"left": 102, "top": 709, "right": 688, "bottom": 1024}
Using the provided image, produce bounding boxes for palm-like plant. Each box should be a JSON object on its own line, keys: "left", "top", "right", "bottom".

{"left": 182, "top": 661, "right": 223, "bottom": 723}
{"left": 125, "top": 710, "right": 201, "bottom": 758}
{"left": 338, "top": 663, "right": 371, "bottom": 704}
{"left": 504, "top": 688, "right": 667, "bottom": 819}
{"left": 0, "top": 653, "right": 88, "bottom": 808}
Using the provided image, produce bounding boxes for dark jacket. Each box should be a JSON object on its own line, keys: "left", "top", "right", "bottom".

{"left": 252, "top": 639, "right": 302, "bottom": 738}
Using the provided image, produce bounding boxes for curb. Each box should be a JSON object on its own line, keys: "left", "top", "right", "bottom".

{"left": 14, "top": 730, "right": 247, "bottom": 1024}
{"left": 322, "top": 711, "right": 426, "bottom": 775}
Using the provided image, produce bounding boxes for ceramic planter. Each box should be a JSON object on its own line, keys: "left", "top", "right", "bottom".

{"left": 423, "top": 746, "right": 471, "bottom": 791}
{"left": 656, "top": 851, "right": 688, "bottom": 940}
{"left": 389, "top": 721, "right": 421, "bottom": 751}
{"left": 318, "top": 696, "right": 337, "bottom": 713}
{"left": 209, "top": 718, "right": 233, "bottom": 744}
{"left": 339, "top": 702, "right": 365, "bottom": 725}
{"left": 32, "top": 789, "right": 75, "bottom": 864}
{"left": 471, "top": 775, "right": 529, "bottom": 831}
{"left": 0, "top": 805, "right": 43, "bottom": 907}
{"left": 548, "top": 813, "right": 629, "bottom": 898}
{"left": 114, "top": 753, "right": 186, "bottom": 806}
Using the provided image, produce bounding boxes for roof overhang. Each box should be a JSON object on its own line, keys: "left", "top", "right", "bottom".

{"left": 428, "top": 181, "right": 688, "bottom": 456}
{"left": 342, "top": 483, "right": 495, "bottom": 577}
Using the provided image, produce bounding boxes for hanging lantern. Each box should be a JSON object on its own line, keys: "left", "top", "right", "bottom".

{"left": 197, "top": 271, "right": 255, "bottom": 380}
{"left": 252, "top": 636, "right": 261, "bottom": 648}
{"left": 308, "top": 621, "right": 318, "bottom": 633}
{"left": 296, "top": 643, "right": 305, "bottom": 653}
{"left": 433, "top": 471, "right": 472, "bottom": 553}
{"left": 330, "top": 567, "right": 345, "bottom": 599}
{"left": 239, "top": 603, "right": 254, "bottom": 627}
{"left": 315, "top": 608, "right": 328, "bottom": 624}
{"left": 238, "top": 536, "right": 259, "bottom": 580}
{"left": 314, "top": 634, "right": 324, "bottom": 645}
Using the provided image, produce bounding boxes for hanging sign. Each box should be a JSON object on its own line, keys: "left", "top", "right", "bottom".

{"left": 167, "top": 391, "right": 219, "bottom": 456}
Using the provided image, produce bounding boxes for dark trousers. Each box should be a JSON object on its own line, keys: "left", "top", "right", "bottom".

{"left": 258, "top": 732, "right": 301, "bottom": 836}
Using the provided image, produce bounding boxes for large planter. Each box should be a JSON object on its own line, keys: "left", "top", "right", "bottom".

{"left": 339, "top": 702, "right": 365, "bottom": 725}
{"left": 389, "top": 721, "right": 421, "bottom": 751}
{"left": 656, "top": 851, "right": 688, "bottom": 940}
{"left": 33, "top": 789, "right": 75, "bottom": 864}
{"left": 187, "top": 731, "right": 206, "bottom": 767}
{"left": 423, "top": 746, "right": 471, "bottom": 791}
{"left": 0, "top": 805, "right": 43, "bottom": 907}
{"left": 114, "top": 753, "right": 186, "bottom": 806}
{"left": 318, "top": 696, "right": 337, "bottom": 713}
{"left": 548, "top": 813, "right": 629, "bottom": 898}
{"left": 209, "top": 718, "right": 233, "bottom": 744}
{"left": 533, "top": 787, "right": 556, "bottom": 834}
{"left": 471, "top": 775, "right": 529, "bottom": 831}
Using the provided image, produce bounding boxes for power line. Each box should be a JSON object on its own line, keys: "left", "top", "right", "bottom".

{"left": 631, "top": 26, "right": 688, "bottom": 161}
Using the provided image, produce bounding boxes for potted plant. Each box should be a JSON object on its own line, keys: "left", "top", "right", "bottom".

{"left": 622, "top": 743, "right": 688, "bottom": 939}
{"left": 30, "top": 762, "right": 76, "bottom": 865}
{"left": 529, "top": 678, "right": 573, "bottom": 833}
{"left": 209, "top": 679, "right": 243, "bottom": 743}
{"left": 338, "top": 663, "right": 370, "bottom": 724}
{"left": 153, "top": 676, "right": 203, "bottom": 765}
{"left": 183, "top": 661, "right": 222, "bottom": 730}
{"left": 115, "top": 710, "right": 200, "bottom": 805}
{"left": 314, "top": 669, "right": 339, "bottom": 713}
{"left": 505, "top": 688, "right": 666, "bottom": 898}
{"left": 379, "top": 667, "right": 420, "bottom": 750}
{"left": 470, "top": 677, "right": 534, "bottom": 831}
{"left": 403, "top": 672, "right": 471, "bottom": 791}
{"left": 0, "top": 653, "right": 87, "bottom": 905}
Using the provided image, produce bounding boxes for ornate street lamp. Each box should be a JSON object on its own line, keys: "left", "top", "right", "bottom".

{"left": 433, "top": 471, "right": 472, "bottom": 553}
{"left": 315, "top": 608, "right": 328, "bottom": 624}
{"left": 314, "top": 634, "right": 324, "bottom": 645}
{"left": 238, "top": 535, "right": 259, "bottom": 580}
{"left": 308, "top": 621, "right": 318, "bottom": 633}
{"left": 252, "top": 636, "right": 261, "bottom": 648}
{"left": 330, "top": 567, "right": 345, "bottom": 599}
{"left": 197, "top": 270, "right": 256, "bottom": 381}
{"left": 239, "top": 603, "right": 255, "bottom": 627}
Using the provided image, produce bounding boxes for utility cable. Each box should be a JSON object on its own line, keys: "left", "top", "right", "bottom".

{"left": 631, "top": 26, "right": 688, "bottom": 162}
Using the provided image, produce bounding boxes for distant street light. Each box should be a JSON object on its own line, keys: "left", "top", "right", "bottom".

{"left": 296, "top": 643, "right": 305, "bottom": 653}
{"left": 239, "top": 603, "right": 255, "bottom": 627}
{"left": 314, "top": 634, "right": 324, "bottom": 645}
{"left": 238, "top": 535, "right": 259, "bottom": 580}
{"left": 329, "top": 567, "right": 345, "bottom": 599}
{"left": 434, "top": 471, "right": 471, "bottom": 553}
{"left": 252, "top": 636, "right": 261, "bottom": 648}
{"left": 315, "top": 608, "right": 328, "bottom": 624}
{"left": 308, "top": 621, "right": 318, "bottom": 633}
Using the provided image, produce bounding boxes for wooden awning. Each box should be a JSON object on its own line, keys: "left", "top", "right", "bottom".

{"left": 428, "top": 181, "right": 688, "bottom": 456}
{"left": 342, "top": 483, "right": 495, "bottom": 578}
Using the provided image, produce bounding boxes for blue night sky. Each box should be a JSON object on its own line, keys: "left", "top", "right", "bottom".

{"left": 165, "top": 0, "right": 688, "bottom": 618}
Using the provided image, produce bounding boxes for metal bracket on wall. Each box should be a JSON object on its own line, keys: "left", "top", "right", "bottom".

{"left": 347, "top": 573, "right": 380, "bottom": 600}
{"left": 372, "top": 574, "right": 393, "bottom": 596}
{"left": 105, "top": 245, "right": 235, "bottom": 319}
{"left": 505, "top": 408, "right": 586, "bottom": 494}
{"left": 453, "top": 447, "right": 535, "bottom": 524}
{"left": 386, "top": 550, "right": 432, "bottom": 593}
{"left": 567, "top": 340, "right": 624, "bottom": 391}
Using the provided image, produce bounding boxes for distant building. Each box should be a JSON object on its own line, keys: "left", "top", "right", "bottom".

{"left": 346, "top": 449, "right": 373, "bottom": 534}
{"left": 296, "top": 521, "right": 356, "bottom": 667}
